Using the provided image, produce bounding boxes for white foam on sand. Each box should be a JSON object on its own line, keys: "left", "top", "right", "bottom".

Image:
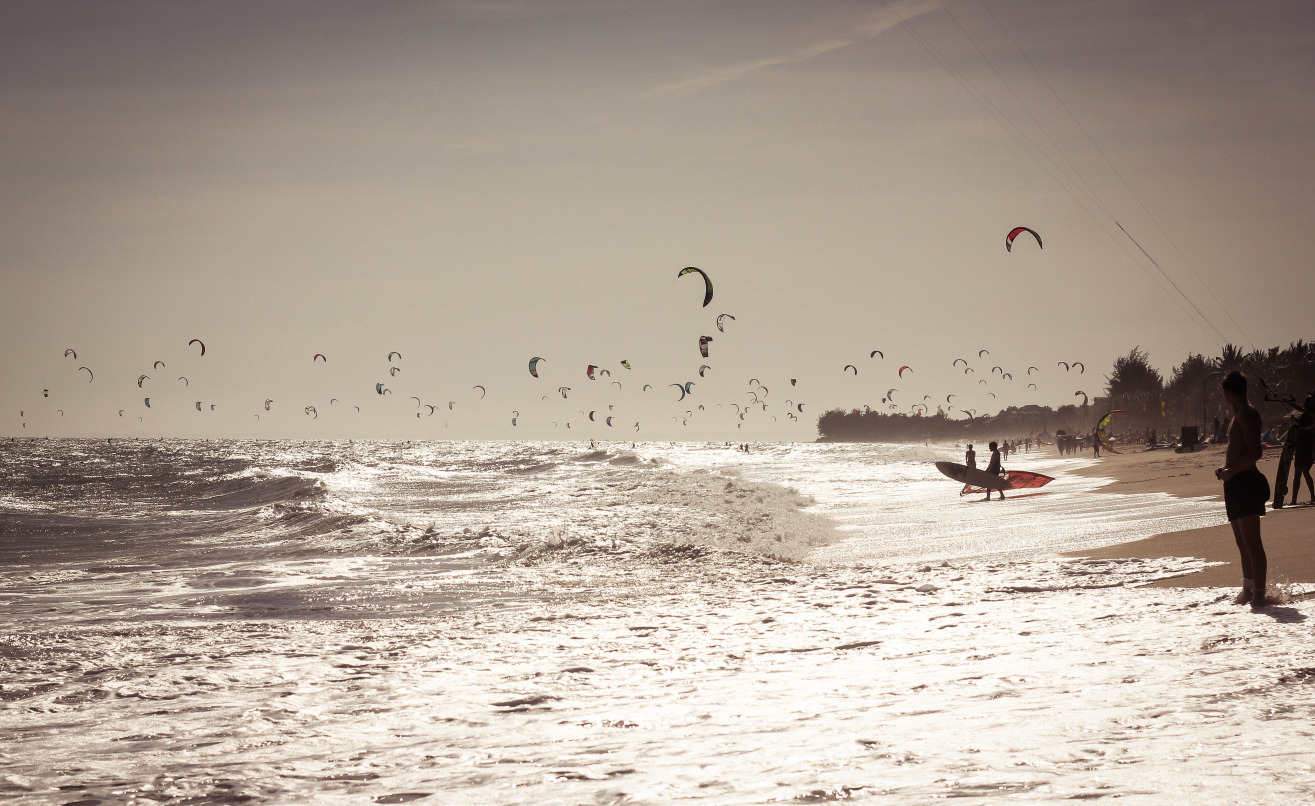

{"left": 4, "top": 558, "right": 1312, "bottom": 805}
{"left": 651, "top": 441, "right": 1227, "bottom": 563}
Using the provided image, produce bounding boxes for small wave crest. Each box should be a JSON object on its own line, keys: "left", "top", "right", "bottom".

{"left": 634, "top": 470, "right": 839, "bottom": 562}
{"left": 571, "top": 448, "right": 658, "bottom": 467}
{"left": 500, "top": 466, "right": 840, "bottom": 566}
{"left": 180, "top": 474, "right": 327, "bottom": 511}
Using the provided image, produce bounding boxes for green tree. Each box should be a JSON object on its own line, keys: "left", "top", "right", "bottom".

{"left": 1105, "top": 347, "right": 1164, "bottom": 425}
{"left": 1165, "top": 353, "right": 1212, "bottom": 425}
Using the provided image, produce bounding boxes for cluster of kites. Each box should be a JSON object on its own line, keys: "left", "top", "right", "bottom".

{"left": 25, "top": 341, "right": 209, "bottom": 426}
{"left": 516, "top": 266, "right": 765, "bottom": 431}
{"left": 19, "top": 230, "right": 1098, "bottom": 435}
{"left": 831, "top": 344, "right": 1087, "bottom": 421}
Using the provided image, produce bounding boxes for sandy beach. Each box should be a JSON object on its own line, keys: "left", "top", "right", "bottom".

{"left": 1064, "top": 443, "right": 1315, "bottom": 589}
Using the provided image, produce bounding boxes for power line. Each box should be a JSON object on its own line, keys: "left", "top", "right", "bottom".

{"left": 878, "top": 0, "right": 1229, "bottom": 349}
{"left": 1117, "top": 222, "right": 1231, "bottom": 346}
{"left": 971, "top": 0, "right": 1254, "bottom": 349}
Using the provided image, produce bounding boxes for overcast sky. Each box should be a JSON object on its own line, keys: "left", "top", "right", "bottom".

{"left": 3, "top": 0, "right": 1313, "bottom": 439}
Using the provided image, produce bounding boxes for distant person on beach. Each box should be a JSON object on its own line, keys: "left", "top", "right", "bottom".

{"left": 1294, "top": 393, "right": 1315, "bottom": 504}
{"left": 984, "top": 441, "right": 1005, "bottom": 501}
{"left": 1091, "top": 428, "right": 1101, "bottom": 457}
{"left": 965, "top": 444, "right": 976, "bottom": 469}
{"left": 1214, "top": 371, "right": 1270, "bottom": 608}
{"left": 1055, "top": 428, "right": 1067, "bottom": 456}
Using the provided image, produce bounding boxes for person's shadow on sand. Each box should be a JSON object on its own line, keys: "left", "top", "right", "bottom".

{"left": 1257, "top": 605, "right": 1307, "bottom": 624}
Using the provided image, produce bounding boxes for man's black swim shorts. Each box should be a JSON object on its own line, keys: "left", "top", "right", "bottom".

{"left": 1224, "top": 467, "right": 1270, "bottom": 522}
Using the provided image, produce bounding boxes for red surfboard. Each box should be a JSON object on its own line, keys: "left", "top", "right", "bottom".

{"left": 959, "top": 469, "right": 1055, "bottom": 496}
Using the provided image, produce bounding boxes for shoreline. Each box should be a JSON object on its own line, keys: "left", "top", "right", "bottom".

{"left": 1059, "top": 443, "right": 1315, "bottom": 589}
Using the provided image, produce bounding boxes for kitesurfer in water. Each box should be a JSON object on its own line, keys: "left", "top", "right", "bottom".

{"left": 965, "top": 444, "right": 976, "bottom": 470}
{"left": 984, "top": 441, "right": 1005, "bottom": 501}
{"left": 1214, "top": 371, "right": 1269, "bottom": 608}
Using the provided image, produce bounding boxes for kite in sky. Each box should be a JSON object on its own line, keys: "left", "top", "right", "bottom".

{"left": 678, "top": 266, "right": 713, "bottom": 307}
{"left": 1005, "top": 227, "right": 1042, "bottom": 252}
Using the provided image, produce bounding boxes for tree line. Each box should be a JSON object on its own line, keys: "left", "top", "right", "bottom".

{"left": 817, "top": 341, "right": 1315, "bottom": 442}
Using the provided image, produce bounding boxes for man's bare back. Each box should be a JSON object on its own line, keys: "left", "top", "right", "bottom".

{"left": 1220, "top": 404, "right": 1262, "bottom": 481}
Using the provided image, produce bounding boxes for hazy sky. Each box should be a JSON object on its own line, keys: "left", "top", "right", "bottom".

{"left": 3, "top": 0, "right": 1313, "bottom": 439}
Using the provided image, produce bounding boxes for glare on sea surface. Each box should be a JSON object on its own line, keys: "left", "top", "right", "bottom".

{"left": 0, "top": 440, "right": 1311, "bottom": 804}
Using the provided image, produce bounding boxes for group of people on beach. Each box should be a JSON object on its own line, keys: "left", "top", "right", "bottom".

{"left": 972, "top": 437, "right": 1034, "bottom": 460}
{"left": 960, "top": 372, "right": 1310, "bottom": 611}
{"left": 1052, "top": 428, "right": 1101, "bottom": 456}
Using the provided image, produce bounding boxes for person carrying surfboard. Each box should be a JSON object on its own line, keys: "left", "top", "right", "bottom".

{"left": 984, "top": 441, "right": 1005, "bottom": 501}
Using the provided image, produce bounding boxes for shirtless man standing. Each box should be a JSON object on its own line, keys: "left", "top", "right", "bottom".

{"left": 1215, "top": 371, "right": 1270, "bottom": 608}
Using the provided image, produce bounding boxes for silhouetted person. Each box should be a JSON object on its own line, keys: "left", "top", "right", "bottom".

{"left": 1215, "top": 371, "right": 1269, "bottom": 608}
{"left": 984, "top": 440, "right": 1005, "bottom": 501}
{"left": 965, "top": 443, "right": 976, "bottom": 469}
{"left": 1294, "top": 393, "right": 1315, "bottom": 504}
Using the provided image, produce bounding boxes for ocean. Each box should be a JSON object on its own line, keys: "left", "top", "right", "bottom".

{"left": 2, "top": 439, "right": 1313, "bottom": 805}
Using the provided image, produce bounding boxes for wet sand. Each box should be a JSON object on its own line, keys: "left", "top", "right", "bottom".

{"left": 1064, "top": 444, "right": 1315, "bottom": 588}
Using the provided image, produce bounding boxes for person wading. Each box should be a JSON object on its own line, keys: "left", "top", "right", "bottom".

{"left": 1215, "top": 371, "right": 1271, "bottom": 609}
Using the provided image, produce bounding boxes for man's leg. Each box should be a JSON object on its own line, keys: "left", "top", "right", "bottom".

{"left": 1236, "top": 514, "right": 1266, "bottom": 606}
{"left": 1231, "top": 519, "right": 1255, "bottom": 604}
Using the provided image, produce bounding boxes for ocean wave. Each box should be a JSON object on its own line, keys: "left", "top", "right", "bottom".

{"left": 506, "top": 461, "right": 560, "bottom": 475}
{"left": 179, "top": 473, "right": 327, "bottom": 511}
{"left": 629, "top": 469, "right": 838, "bottom": 562}
{"left": 494, "top": 463, "right": 840, "bottom": 567}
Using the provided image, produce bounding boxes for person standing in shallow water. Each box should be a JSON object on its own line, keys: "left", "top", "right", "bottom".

{"left": 1215, "top": 371, "right": 1270, "bottom": 608}
{"left": 984, "top": 441, "right": 1005, "bottom": 501}
{"left": 965, "top": 443, "right": 976, "bottom": 470}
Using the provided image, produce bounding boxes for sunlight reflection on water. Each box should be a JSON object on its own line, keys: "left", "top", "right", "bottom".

{"left": 1, "top": 440, "right": 1311, "bottom": 804}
